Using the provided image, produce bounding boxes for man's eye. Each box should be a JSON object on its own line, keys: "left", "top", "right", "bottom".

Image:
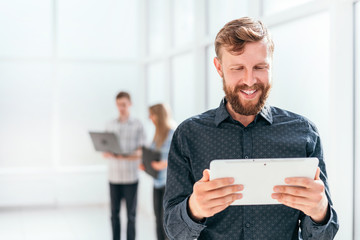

{"left": 255, "top": 66, "right": 267, "bottom": 70}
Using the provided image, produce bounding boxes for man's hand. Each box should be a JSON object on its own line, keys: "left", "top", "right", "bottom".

{"left": 151, "top": 161, "right": 167, "bottom": 171}
{"left": 271, "top": 167, "right": 329, "bottom": 223}
{"left": 138, "top": 163, "right": 145, "bottom": 171}
{"left": 188, "top": 169, "right": 243, "bottom": 222}
{"left": 103, "top": 152, "right": 126, "bottom": 159}
{"left": 103, "top": 152, "right": 116, "bottom": 158}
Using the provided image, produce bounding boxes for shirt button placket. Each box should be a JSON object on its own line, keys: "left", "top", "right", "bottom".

{"left": 243, "top": 128, "right": 252, "bottom": 159}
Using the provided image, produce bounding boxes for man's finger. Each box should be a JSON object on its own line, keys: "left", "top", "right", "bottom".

{"left": 278, "top": 198, "right": 309, "bottom": 212}
{"left": 273, "top": 185, "right": 309, "bottom": 198}
{"left": 208, "top": 184, "right": 244, "bottom": 199}
{"left": 314, "top": 167, "right": 320, "bottom": 180}
{"left": 284, "top": 177, "right": 313, "bottom": 188}
{"left": 199, "top": 169, "right": 211, "bottom": 182}
{"left": 198, "top": 169, "right": 237, "bottom": 192}
{"left": 272, "top": 193, "right": 311, "bottom": 207}
{"left": 209, "top": 193, "right": 243, "bottom": 208}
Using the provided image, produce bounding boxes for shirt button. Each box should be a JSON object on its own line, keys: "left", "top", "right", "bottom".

{"left": 245, "top": 223, "right": 250, "bottom": 228}
{"left": 245, "top": 156, "right": 249, "bottom": 159}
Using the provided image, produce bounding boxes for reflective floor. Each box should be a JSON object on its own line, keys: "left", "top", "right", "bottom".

{"left": 0, "top": 204, "right": 156, "bottom": 240}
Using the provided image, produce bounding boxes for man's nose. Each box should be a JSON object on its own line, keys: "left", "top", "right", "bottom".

{"left": 243, "top": 70, "right": 256, "bottom": 86}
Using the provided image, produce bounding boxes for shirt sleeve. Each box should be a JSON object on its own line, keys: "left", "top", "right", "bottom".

{"left": 300, "top": 122, "right": 339, "bottom": 239}
{"left": 163, "top": 126, "right": 206, "bottom": 240}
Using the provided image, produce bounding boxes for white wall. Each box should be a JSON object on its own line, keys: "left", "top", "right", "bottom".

{"left": 354, "top": 2, "right": 360, "bottom": 239}
{"left": 0, "top": 0, "right": 148, "bottom": 211}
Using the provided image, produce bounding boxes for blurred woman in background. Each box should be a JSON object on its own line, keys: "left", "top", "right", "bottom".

{"left": 148, "top": 103, "right": 175, "bottom": 240}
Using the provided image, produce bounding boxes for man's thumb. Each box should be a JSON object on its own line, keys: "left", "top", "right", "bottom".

{"left": 315, "top": 167, "right": 321, "bottom": 180}
{"left": 199, "top": 169, "right": 210, "bottom": 182}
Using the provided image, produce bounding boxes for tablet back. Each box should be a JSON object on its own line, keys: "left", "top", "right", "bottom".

{"left": 209, "top": 158, "right": 318, "bottom": 205}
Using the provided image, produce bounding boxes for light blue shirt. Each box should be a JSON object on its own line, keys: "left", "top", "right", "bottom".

{"left": 150, "top": 129, "right": 174, "bottom": 188}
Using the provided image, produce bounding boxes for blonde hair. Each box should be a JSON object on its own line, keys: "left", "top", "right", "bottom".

{"left": 149, "top": 103, "right": 175, "bottom": 149}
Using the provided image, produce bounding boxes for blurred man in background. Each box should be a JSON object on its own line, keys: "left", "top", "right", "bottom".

{"left": 103, "top": 91, "right": 145, "bottom": 240}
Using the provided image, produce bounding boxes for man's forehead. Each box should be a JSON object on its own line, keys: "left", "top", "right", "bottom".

{"left": 221, "top": 46, "right": 271, "bottom": 64}
{"left": 219, "top": 40, "right": 271, "bottom": 59}
{"left": 117, "top": 98, "right": 130, "bottom": 103}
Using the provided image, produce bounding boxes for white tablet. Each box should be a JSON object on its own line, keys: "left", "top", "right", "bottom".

{"left": 209, "top": 158, "right": 318, "bottom": 205}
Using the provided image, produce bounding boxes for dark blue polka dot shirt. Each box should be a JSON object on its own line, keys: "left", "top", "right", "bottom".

{"left": 163, "top": 99, "right": 339, "bottom": 240}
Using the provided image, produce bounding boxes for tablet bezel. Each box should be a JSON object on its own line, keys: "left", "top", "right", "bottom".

{"left": 209, "top": 157, "right": 319, "bottom": 205}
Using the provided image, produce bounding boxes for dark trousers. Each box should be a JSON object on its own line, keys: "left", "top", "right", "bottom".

{"left": 153, "top": 186, "right": 168, "bottom": 240}
{"left": 110, "top": 182, "right": 138, "bottom": 240}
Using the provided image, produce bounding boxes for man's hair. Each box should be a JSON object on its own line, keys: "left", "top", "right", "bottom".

{"left": 116, "top": 91, "right": 131, "bottom": 101}
{"left": 215, "top": 17, "right": 274, "bottom": 59}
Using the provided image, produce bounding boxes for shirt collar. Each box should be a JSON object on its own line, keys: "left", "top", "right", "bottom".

{"left": 214, "top": 98, "right": 230, "bottom": 126}
{"left": 117, "top": 115, "right": 133, "bottom": 124}
{"left": 214, "top": 98, "right": 273, "bottom": 127}
{"left": 259, "top": 103, "right": 273, "bottom": 124}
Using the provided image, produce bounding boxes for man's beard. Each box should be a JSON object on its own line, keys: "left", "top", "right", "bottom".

{"left": 223, "top": 78, "right": 271, "bottom": 116}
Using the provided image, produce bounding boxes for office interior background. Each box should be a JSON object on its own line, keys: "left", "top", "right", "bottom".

{"left": 0, "top": 0, "right": 359, "bottom": 239}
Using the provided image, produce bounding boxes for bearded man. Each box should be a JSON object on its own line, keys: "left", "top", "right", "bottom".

{"left": 163, "top": 17, "right": 339, "bottom": 240}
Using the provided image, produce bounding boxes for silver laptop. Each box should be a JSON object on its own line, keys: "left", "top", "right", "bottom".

{"left": 89, "top": 132, "right": 122, "bottom": 155}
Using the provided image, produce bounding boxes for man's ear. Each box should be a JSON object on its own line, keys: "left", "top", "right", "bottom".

{"left": 213, "top": 57, "right": 223, "bottom": 78}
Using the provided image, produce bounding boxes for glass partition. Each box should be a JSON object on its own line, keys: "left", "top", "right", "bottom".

{"left": 206, "top": 45, "right": 224, "bottom": 109}
{"left": 268, "top": 12, "right": 330, "bottom": 150}
{"left": 207, "top": 0, "right": 248, "bottom": 37}
{"left": 57, "top": 0, "right": 138, "bottom": 59}
{"left": 0, "top": 62, "right": 54, "bottom": 167}
{"left": 147, "top": 61, "right": 168, "bottom": 105}
{"left": 354, "top": 2, "right": 360, "bottom": 239}
{"left": 148, "top": 0, "right": 166, "bottom": 55}
{"left": 262, "top": 0, "right": 313, "bottom": 16}
{"left": 0, "top": 0, "right": 53, "bottom": 58}
{"left": 172, "top": 52, "right": 196, "bottom": 123}
{"left": 173, "top": 0, "right": 194, "bottom": 47}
